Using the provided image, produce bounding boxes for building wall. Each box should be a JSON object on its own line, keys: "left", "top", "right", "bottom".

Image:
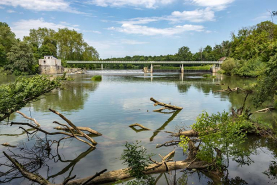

{"left": 39, "top": 65, "right": 64, "bottom": 74}
{"left": 39, "top": 59, "right": 62, "bottom": 66}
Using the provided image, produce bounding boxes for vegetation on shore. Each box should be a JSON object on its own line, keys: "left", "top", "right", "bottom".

{"left": 91, "top": 75, "right": 102, "bottom": 81}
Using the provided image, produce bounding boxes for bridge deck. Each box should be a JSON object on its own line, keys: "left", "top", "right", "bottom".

{"left": 67, "top": 61, "right": 222, "bottom": 64}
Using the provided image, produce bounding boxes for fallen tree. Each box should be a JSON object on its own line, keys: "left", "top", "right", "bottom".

{"left": 150, "top": 97, "right": 183, "bottom": 110}
{"left": 0, "top": 75, "right": 60, "bottom": 122}
{"left": 9, "top": 108, "right": 100, "bottom": 147}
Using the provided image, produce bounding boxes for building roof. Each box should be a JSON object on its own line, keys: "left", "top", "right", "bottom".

{"left": 218, "top": 57, "right": 227, "bottom": 61}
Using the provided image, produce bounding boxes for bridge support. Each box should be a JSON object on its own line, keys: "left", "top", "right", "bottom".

{"left": 180, "top": 64, "right": 184, "bottom": 73}
{"left": 101, "top": 64, "right": 103, "bottom": 70}
{"left": 211, "top": 64, "right": 221, "bottom": 73}
{"left": 150, "top": 63, "right": 153, "bottom": 73}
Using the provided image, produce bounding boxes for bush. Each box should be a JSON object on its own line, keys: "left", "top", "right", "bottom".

{"left": 91, "top": 75, "right": 102, "bottom": 81}
{"left": 221, "top": 58, "right": 237, "bottom": 75}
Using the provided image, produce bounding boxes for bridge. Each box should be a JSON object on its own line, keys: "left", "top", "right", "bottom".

{"left": 66, "top": 60, "right": 223, "bottom": 73}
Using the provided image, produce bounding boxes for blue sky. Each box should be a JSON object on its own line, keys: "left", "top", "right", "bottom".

{"left": 0, "top": 0, "right": 276, "bottom": 59}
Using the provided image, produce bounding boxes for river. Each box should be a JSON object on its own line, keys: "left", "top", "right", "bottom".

{"left": 0, "top": 70, "right": 276, "bottom": 184}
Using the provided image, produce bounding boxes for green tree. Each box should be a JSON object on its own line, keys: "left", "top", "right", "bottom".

{"left": 221, "top": 58, "right": 237, "bottom": 75}
{"left": 0, "top": 22, "right": 16, "bottom": 66}
{"left": 177, "top": 46, "right": 193, "bottom": 61}
{"left": 5, "top": 41, "right": 37, "bottom": 75}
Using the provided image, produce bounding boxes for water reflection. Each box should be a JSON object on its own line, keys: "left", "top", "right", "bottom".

{"left": 0, "top": 71, "right": 277, "bottom": 184}
{"left": 31, "top": 79, "right": 99, "bottom": 112}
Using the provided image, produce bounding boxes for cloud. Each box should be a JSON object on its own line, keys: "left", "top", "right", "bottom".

{"left": 121, "top": 39, "right": 148, "bottom": 45}
{"left": 83, "top": 30, "right": 102, "bottom": 34}
{"left": 118, "top": 8, "right": 215, "bottom": 25}
{"left": 0, "top": 0, "right": 83, "bottom": 14}
{"left": 87, "top": 0, "right": 175, "bottom": 8}
{"left": 185, "top": 0, "right": 235, "bottom": 10}
{"left": 110, "top": 23, "right": 204, "bottom": 36}
{"left": 7, "top": 9, "right": 15, "bottom": 13}
{"left": 169, "top": 8, "right": 215, "bottom": 22}
{"left": 253, "top": 12, "right": 271, "bottom": 21}
{"left": 11, "top": 18, "right": 80, "bottom": 39}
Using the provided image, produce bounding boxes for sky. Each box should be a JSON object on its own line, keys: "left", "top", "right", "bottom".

{"left": 0, "top": 0, "right": 276, "bottom": 59}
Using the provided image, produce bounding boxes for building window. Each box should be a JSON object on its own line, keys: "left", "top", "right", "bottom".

{"left": 48, "top": 57, "right": 50, "bottom": 59}
{"left": 44, "top": 60, "right": 46, "bottom": 64}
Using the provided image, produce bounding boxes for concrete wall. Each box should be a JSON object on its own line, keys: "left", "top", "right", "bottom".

{"left": 39, "top": 59, "right": 61, "bottom": 66}
{"left": 39, "top": 65, "right": 64, "bottom": 74}
{"left": 64, "top": 68, "right": 85, "bottom": 73}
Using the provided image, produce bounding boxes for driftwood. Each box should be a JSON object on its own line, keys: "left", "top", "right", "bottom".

{"left": 16, "top": 111, "right": 40, "bottom": 127}
{"left": 10, "top": 108, "right": 100, "bottom": 147}
{"left": 150, "top": 97, "right": 183, "bottom": 110}
{"left": 54, "top": 126, "right": 102, "bottom": 136}
{"left": 214, "top": 86, "right": 245, "bottom": 93}
{"left": 129, "top": 123, "right": 151, "bottom": 130}
{"left": 255, "top": 107, "right": 275, "bottom": 113}
{"left": 1, "top": 142, "right": 16, "bottom": 148}
{"left": 165, "top": 129, "right": 198, "bottom": 137}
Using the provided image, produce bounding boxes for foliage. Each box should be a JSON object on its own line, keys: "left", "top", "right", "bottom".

{"left": 91, "top": 75, "right": 102, "bottom": 81}
{"left": 0, "top": 22, "right": 16, "bottom": 67}
{"left": 191, "top": 111, "right": 250, "bottom": 164}
{"left": 253, "top": 53, "right": 277, "bottom": 107}
{"left": 0, "top": 75, "right": 60, "bottom": 121}
{"left": 177, "top": 46, "right": 193, "bottom": 61}
{"left": 221, "top": 58, "right": 236, "bottom": 75}
{"left": 121, "top": 141, "right": 155, "bottom": 185}
{"left": 5, "top": 41, "right": 37, "bottom": 75}
{"left": 178, "top": 135, "right": 190, "bottom": 153}
{"left": 233, "top": 57, "right": 266, "bottom": 77}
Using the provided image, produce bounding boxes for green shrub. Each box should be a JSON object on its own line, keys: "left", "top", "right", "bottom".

{"left": 91, "top": 75, "right": 102, "bottom": 81}
{"left": 221, "top": 58, "right": 237, "bottom": 75}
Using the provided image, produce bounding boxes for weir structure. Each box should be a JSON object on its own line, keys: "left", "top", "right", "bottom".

{"left": 66, "top": 60, "right": 224, "bottom": 73}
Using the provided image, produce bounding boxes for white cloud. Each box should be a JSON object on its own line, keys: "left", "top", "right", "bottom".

{"left": 119, "top": 17, "right": 159, "bottom": 25}
{"left": 83, "top": 30, "right": 102, "bottom": 34}
{"left": 186, "top": 0, "right": 235, "bottom": 10}
{"left": 121, "top": 39, "right": 148, "bottom": 45}
{"left": 169, "top": 8, "right": 215, "bottom": 22}
{"left": 7, "top": 9, "right": 15, "bottom": 13}
{"left": 11, "top": 18, "right": 80, "bottom": 39}
{"left": 87, "top": 0, "right": 175, "bottom": 8}
{"left": 253, "top": 12, "right": 271, "bottom": 21}
{"left": 119, "top": 8, "right": 215, "bottom": 25}
{"left": 110, "top": 23, "right": 204, "bottom": 36}
{"left": 0, "top": 0, "right": 83, "bottom": 14}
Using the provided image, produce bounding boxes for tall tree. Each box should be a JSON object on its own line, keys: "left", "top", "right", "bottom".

{"left": 0, "top": 22, "right": 16, "bottom": 66}
{"left": 177, "top": 46, "right": 193, "bottom": 61}
{"left": 5, "top": 41, "right": 37, "bottom": 75}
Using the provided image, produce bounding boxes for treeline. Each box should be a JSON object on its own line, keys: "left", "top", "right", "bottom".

{"left": 101, "top": 21, "right": 277, "bottom": 72}
{"left": 100, "top": 42, "right": 228, "bottom": 69}
{"left": 0, "top": 22, "right": 99, "bottom": 75}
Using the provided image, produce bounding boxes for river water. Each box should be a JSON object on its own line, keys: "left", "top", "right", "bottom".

{"left": 0, "top": 70, "right": 276, "bottom": 184}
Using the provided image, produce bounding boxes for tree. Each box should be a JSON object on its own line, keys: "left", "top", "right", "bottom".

{"left": 0, "top": 22, "right": 16, "bottom": 66}
{"left": 221, "top": 58, "right": 237, "bottom": 75}
{"left": 5, "top": 41, "right": 37, "bottom": 75}
{"left": 177, "top": 46, "right": 193, "bottom": 61}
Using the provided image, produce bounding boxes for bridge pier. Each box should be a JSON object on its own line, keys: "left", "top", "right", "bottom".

{"left": 101, "top": 64, "right": 103, "bottom": 70}
{"left": 211, "top": 64, "right": 221, "bottom": 73}
{"left": 180, "top": 64, "right": 184, "bottom": 73}
{"left": 150, "top": 63, "right": 153, "bottom": 73}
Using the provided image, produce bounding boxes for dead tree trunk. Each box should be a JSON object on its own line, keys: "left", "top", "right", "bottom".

{"left": 150, "top": 97, "right": 183, "bottom": 110}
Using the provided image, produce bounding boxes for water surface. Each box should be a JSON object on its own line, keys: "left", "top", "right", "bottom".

{"left": 0, "top": 71, "right": 276, "bottom": 184}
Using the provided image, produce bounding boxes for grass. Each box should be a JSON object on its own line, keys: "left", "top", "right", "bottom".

{"left": 91, "top": 75, "right": 102, "bottom": 81}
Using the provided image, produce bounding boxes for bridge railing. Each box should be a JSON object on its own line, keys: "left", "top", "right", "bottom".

{"left": 66, "top": 61, "right": 223, "bottom": 64}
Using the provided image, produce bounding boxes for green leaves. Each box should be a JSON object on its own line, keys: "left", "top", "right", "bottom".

{"left": 191, "top": 111, "right": 250, "bottom": 164}
{"left": 0, "top": 75, "right": 60, "bottom": 121}
{"left": 121, "top": 141, "right": 155, "bottom": 184}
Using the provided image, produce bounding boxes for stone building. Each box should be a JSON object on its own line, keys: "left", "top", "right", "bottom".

{"left": 39, "top": 56, "right": 64, "bottom": 74}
